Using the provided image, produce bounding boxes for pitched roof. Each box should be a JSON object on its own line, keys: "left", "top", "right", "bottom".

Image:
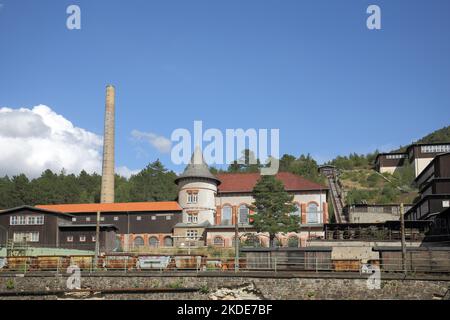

{"left": 0, "top": 205, "right": 73, "bottom": 217}
{"left": 36, "top": 201, "right": 182, "bottom": 213}
{"left": 216, "top": 172, "right": 328, "bottom": 193}
{"left": 175, "top": 146, "right": 221, "bottom": 185}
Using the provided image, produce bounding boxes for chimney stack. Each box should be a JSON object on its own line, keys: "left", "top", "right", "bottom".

{"left": 100, "top": 84, "right": 115, "bottom": 203}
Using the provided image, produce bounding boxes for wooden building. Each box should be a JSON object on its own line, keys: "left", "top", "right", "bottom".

{"left": 406, "top": 153, "right": 450, "bottom": 222}
{"left": 375, "top": 153, "right": 408, "bottom": 174}
{"left": 36, "top": 202, "right": 182, "bottom": 250}
{"left": 406, "top": 143, "right": 450, "bottom": 177}
{"left": 0, "top": 206, "right": 117, "bottom": 252}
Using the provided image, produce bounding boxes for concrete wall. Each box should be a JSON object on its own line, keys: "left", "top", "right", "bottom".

{"left": 349, "top": 212, "right": 399, "bottom": 223}
{"left": 1, "top": 275, "right": 449, "bottom": 300}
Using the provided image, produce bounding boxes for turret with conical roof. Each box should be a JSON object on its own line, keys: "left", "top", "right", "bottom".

{"left": 175, "top": 146, "right": 221, "bottom": 185}
{"left": 176, "top": 146, "right": 220, "bottom": 226}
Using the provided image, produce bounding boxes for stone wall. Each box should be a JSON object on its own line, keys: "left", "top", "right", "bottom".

{"left": 0, "top": 274, "right": 449, "bottom": 300}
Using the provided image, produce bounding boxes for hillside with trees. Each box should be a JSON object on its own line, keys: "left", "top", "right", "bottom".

{"left": 1, "top": 126, "right": 447, "bottom": 210}
{"left": 326, "top": 125, "right": 450, "bottom": 206}
{"left": 0, "top": 160, "right": 178, "bottom": 210}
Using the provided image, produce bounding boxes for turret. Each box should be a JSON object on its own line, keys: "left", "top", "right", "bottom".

{"left": 175, "top": 146, "right": 221, "bottom": 225}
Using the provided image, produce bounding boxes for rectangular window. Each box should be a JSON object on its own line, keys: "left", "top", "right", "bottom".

{"left": 421, "top": 145, "right": 450, "bottom": 154}
{"left": 10, "top": 216, "right": 18, "bottom": 225}
{"left": 80, "top": 236, "right": 86, "bottom": 242}
{"left": 100, "top": 217, "right": 105, "bottom": 221}
{"left": 86, "top": 217, "right": 91, "bottom": 222}
{"left": 92, "top": 236, "right": 96, "bottom": 242}
{"left": 166, "top": 215, "right": 172, "bottom": 220}
{"left": 72, "top": 217, "right": 77, "bottom": 222}
{"left": 187, "top": 191, "right": 198, "bottom": 204}
{"left": 18, "top": 216, "right": 26, "bottom": 225}
{"left": 151, "top": 216, "right": 156, "bottom": 221}
{"left": 26, "top": 216, "right": 36, "bottom": 225}
{"left": 13, "top": 232, "right": 39, "bottom": 243}
{"left": 67, "top": 236, "right": 73, "bottom": 242}
{"left": 137, "top": 216, "right": 142, "bottom": 221}
{"left": 114, "top": 216, "right": 119, "bottom": 221}
{"left": 187, "top": 213, "right": 198, "bottom": 223}
{"left": 186, "top": 230, "right": 198, "bottom": 239}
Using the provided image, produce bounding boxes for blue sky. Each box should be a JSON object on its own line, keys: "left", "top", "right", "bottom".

{"left": 0, "top": 0, "right": 449, "bottom": 176}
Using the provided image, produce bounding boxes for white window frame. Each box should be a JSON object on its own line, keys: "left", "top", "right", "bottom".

{"left": 186, "top": 230, "right": 198, "bottom": 239}
{"left": 187, "top": 213, "right": 198, "bottom": 224}
{"left": 79, "top": 236, "right": 86, "bottom": 242}
{"left": 13, "top": 232, "right": 39, "bottom": 243}
{"left": 222, "top": 206, "right": 232, "bottom": 225}
{"left": 72, "top": 217, "right": 77, "bottom": 222}
{"left": 10, "top": 216, "right": 18, "bottom": 225}
{"left": 67, "top": 236, "right": 74, "bottom": 242}
{"left": 86, "top": 217, "right": 91, "bottom": 222}
{"left": 239, "top": 205, "right": 249, "bottom": 224}
{"left": 187, "top": 191, "right": 199, "bottom": 204}
{"left": 114, "top": 216, "right": 119, "bottom": 221}
{"left": 137, "top": 216, "right": 142, "bottom": 221}
{"left": 18, "top": 216, "right": 26, "bottom": 225}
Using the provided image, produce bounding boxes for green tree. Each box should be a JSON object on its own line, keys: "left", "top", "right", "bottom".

{"left": 128, "top": 160, "right": 178, "bottom": 202}
{"left": 250, "top": 175, "right": 298, "bottom": 247}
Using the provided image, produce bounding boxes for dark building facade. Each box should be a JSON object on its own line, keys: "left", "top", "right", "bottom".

{"left": 0, "top": 206, "right": 117, "bottom": 252}
{"left": 375, "top": 153, "right": 408, "bottom": 174}
{"left": 36, "top": 202, "right": 183, "bottom": 250}
{"left": 406, "top": 143, "right": 450, "bottom": 177}
{"left": 406, "top": 153, "right": 450, "bottom": 225}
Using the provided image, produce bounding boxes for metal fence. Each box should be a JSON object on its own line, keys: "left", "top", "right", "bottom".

{"left": 1, "top": 254, "right": 450, "bottom": 275}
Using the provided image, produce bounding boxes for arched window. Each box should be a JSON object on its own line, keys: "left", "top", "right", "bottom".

{"left": 134, "top": 236, "right": 144, "bottom": 248}
{"left": 213, "top": 236, "right": 225, "bottom": 247}
{"left": 290, "top": 204, "right": 301, "bottom": 217}
{"left": 163, "top": 236, "right": 173, "bottom": 247}
{"left": 239, "top": 205, "right": 249, "bottom": 224}
{"left": 222, "top": 206, "right": 232, "bottom": 226}
{"left": 307, "top": 203, "right": 319, "bottom": 224}
{"left": 149, "top": 236, "right": 159, "bottom": 248}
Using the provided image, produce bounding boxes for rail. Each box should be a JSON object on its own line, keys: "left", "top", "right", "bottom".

{"left": 1, "top": 255, "right": 450, "bottom": 275}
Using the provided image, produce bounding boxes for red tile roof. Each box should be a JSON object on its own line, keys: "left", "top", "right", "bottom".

{"left": 216, "top": 172, "right": 328, "bottom": 193}
{"left": 36, "top": 201, "right": 182, "bottom": 213}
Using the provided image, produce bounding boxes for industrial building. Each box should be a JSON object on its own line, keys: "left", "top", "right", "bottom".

{"left": 375, "top": 143, "right": 450, "bottom": 177}
{"left": 405, "top": 152, "right": 450, "bottom": 223}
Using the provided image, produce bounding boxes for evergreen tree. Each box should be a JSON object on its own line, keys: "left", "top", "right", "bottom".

{"left": 250, "top": 175, "right": 298, "bottom": 247}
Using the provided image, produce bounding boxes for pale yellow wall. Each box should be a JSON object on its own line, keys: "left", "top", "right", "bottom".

{"left": 414, "top": 158, "right": 433, "bottom": 178}
{"left": 178, "top": 180, "right": 217, "bottom": 225}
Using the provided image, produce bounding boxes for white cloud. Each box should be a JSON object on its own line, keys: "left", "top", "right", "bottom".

{"left": 116, "top": 166, "right": 140, "bottom": 178}
{"left": 0, "top": 105, "right": 103, "bottom": 178}
{"left": 131, "top": 129, "right": 172, "bottom": 154}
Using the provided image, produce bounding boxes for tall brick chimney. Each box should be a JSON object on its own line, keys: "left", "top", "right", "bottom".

{"left": 100, "top": 84, "right": 115, "bottom": 203}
